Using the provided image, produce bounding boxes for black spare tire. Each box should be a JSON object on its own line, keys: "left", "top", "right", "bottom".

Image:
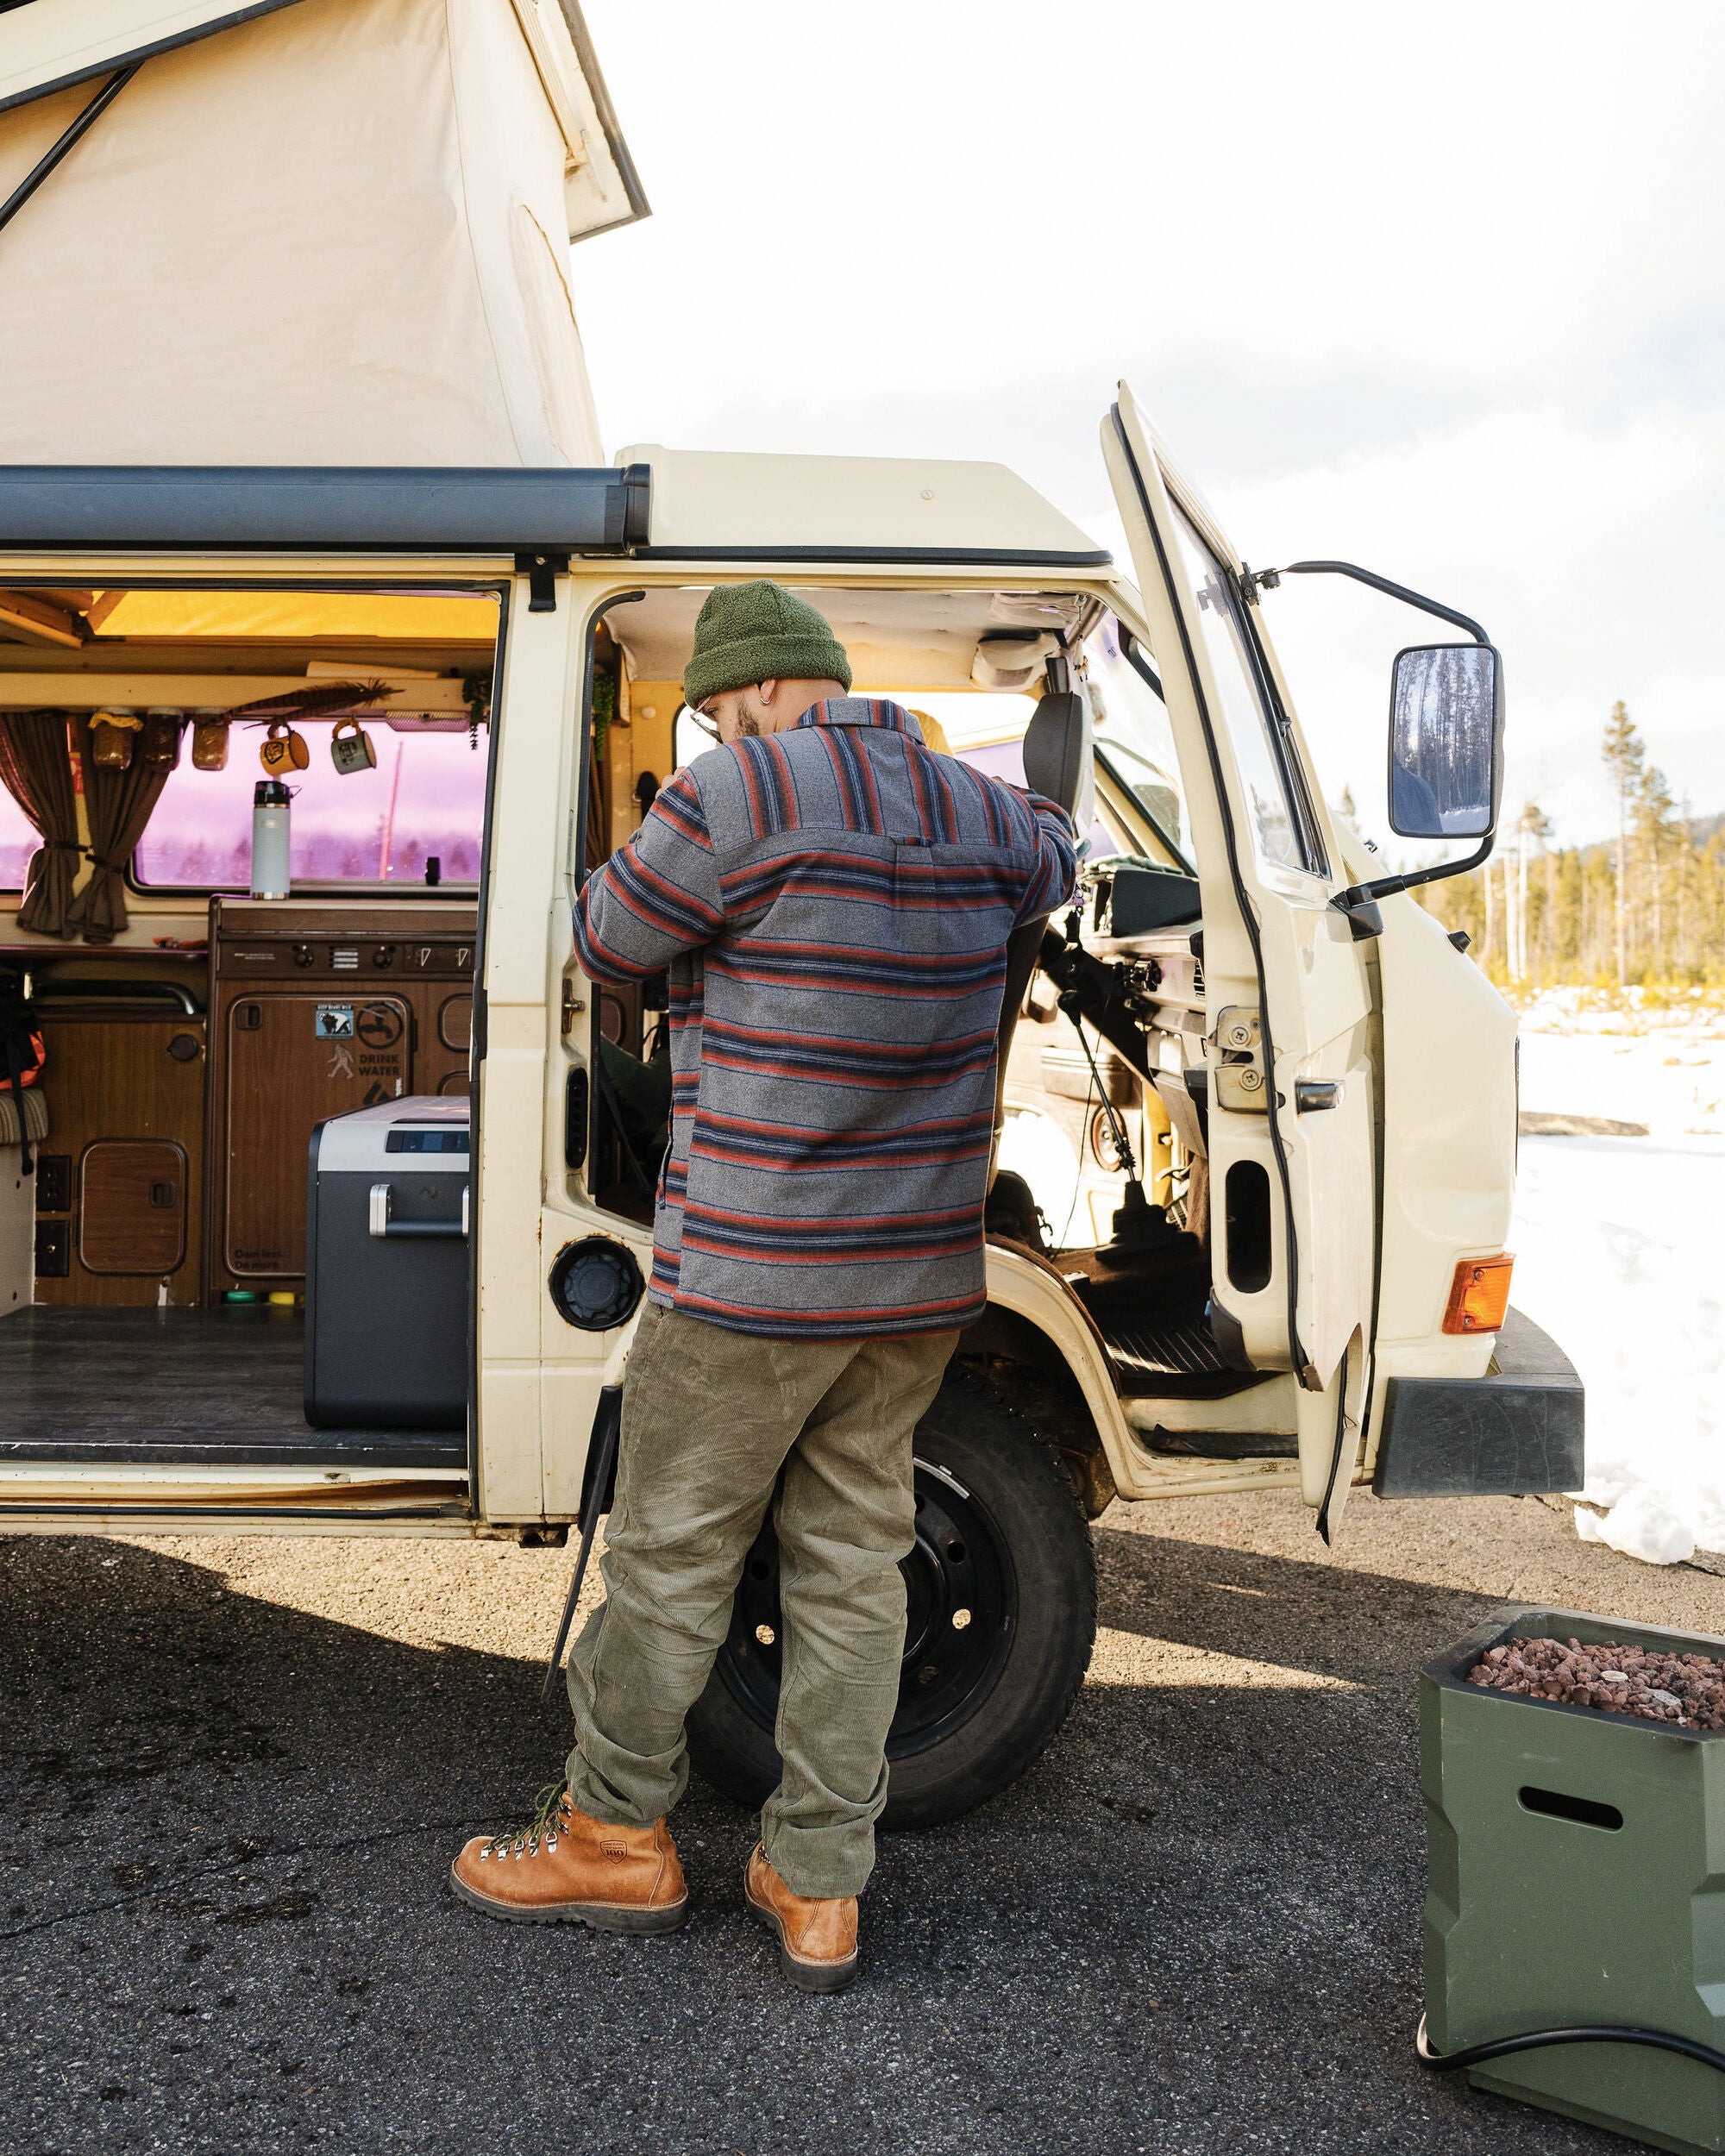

{"left": 685, "top": 1366, "right": 1097, "bottom": 1829}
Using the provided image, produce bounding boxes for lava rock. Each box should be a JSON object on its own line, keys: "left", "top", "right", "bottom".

{"left": 1465, "top": 1635, "right": 1725, "bottom": 1727}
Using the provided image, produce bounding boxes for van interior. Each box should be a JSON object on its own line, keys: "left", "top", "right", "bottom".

{"left": 0, "top": 584, "right": 497, "bottom": 1484}
{"left": 0, "top": 573, "right": 1283, "bottom": 1494}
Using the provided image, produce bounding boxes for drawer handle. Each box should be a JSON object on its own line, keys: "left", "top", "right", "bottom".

{"left": 367, "top": 1182, "right": 469, "bottom": 1239}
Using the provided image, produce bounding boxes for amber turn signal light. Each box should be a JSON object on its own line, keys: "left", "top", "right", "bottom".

{"left": 1442, "top": 1253, "right": 1514, "bottom": 1335}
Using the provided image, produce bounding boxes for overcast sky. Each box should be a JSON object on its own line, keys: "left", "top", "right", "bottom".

{"left": 574, "top": 1, "right": 1725, "bottom": 846}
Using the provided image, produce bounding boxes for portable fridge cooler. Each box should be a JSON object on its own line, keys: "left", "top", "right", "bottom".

{"left": 304, "top": 1097, "right": 470, "bottom": 1430}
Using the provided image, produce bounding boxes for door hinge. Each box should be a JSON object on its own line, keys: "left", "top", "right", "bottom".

{"left": 515, "top": 550, "right": 570, "bottom": 611}
{"left": 1209, "top": 1006, "right": 1268, "bottom": 1112}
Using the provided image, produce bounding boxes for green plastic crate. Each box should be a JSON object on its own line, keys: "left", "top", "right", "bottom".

{"left": 1424, "top": 1607, "right": 1725, "bottom": 2154}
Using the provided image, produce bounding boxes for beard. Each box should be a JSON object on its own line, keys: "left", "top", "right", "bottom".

{"left": 733, "top": 711, "right": 761, "bottom": 737}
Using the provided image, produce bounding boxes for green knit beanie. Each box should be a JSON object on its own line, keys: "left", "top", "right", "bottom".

{"left": 682, "top": 580, "right": 851, "bottom": 709}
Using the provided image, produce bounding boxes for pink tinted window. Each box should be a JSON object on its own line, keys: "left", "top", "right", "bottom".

{"left": 135, "top": 727, "right": 488, "bottom": 887}
{"left": 0, "top": 787, "right": 34, "bottom": 889}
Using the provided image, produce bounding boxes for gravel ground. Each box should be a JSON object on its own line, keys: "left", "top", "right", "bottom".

{"left": 3, "top": 1488, "right": 1722, "bottom": 2155}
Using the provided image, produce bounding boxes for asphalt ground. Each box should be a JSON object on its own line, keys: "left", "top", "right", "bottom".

{"left": 4, "top": 1489, "right": 1722, "bottom": 2156}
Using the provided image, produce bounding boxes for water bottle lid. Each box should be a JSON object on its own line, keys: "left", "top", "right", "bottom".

{"left": 254, "top": 780, "right": 291, "bottom": 805}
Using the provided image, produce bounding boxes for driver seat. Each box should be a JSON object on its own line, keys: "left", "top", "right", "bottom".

{"left": 988, "top": 689, "right": 1086, "bottom": 1198}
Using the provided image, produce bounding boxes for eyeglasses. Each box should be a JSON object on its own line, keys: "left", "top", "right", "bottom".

{"left": 680, "top": 705, "right": 719, "bottom": 743}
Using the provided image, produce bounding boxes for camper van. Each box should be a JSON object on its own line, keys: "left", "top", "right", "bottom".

{"left": 0, "top": 0, "right": 1579, "bottom": 1827}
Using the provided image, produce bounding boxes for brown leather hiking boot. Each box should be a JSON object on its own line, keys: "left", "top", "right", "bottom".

{"left": 743, "top": 1843, "right": 859, "bottom": 1993}
{"left": 449, "top": 1785, "right": 687, "bottom": 1934}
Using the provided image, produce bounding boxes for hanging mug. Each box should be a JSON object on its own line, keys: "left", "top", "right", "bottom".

{"left": 89, "top": 708, "right": 141, "bottom": 769}
{"left": 191, "top": 716, "right": 230, "bottom": 771}
{"left": 329, "top": 717, "right": 378, "bottom": 775}
{"left": 137, "top": 709, "right": 184, "bottom": 770}
{"left": 260, "top": 722, "right": 310, "bottom": 776}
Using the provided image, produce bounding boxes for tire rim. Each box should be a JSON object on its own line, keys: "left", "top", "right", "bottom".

{"left": 716, "top": 1457, "right": 1017, "bottom": 1760}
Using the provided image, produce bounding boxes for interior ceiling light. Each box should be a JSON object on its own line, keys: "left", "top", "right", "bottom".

{"left": 971, "top": 632, "right": 1056, "bottom": 693}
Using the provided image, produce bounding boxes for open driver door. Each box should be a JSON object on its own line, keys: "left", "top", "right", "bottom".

{"left": 1102, "top": 385, "right": 1377, "bottom": 1534}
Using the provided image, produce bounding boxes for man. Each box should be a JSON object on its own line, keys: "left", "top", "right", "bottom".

{"left": 451, "top": 581, "right": 1074, "bottom": 1990}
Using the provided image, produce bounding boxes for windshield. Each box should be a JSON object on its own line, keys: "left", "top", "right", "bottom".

{"left": 1081, "top": 615, "right": 1193, "bottom": 873}
{"left": 1164, "top": 500, "right": 1326, "bottom": 877}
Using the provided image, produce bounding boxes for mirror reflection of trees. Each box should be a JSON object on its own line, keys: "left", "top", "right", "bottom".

{"left": 1389, "top": 645, "right": 1496, "bottom": 835}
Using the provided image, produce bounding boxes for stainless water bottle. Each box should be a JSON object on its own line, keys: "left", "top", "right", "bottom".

{"left": 251, "top": 780, "right": 292, "bottom": 899}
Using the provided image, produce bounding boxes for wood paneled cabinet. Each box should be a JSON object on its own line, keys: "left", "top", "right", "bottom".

{"left": 23, "top": 899, "right": 477, "bottom": 1307}
{"left": 32, "top": 1012, "right": 208, "bottom": 1308}
{"left": 205, "top": 899, "right": 476, "bottom": 1297}
{"left": 220, "top": 991, "right": 413, "bottom": 1282}
{"left": 80, "top": 1139, "right": 189, "bottom": 1275}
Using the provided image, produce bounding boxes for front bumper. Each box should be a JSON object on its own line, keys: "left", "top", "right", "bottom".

{"left": 1372, "top": 1307, "right": 1584, "bottom": 1499}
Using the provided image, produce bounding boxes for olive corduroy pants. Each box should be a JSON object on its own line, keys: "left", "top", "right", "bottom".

{"left": 564, "top": 1299, "right": 957, "bottom": 1897}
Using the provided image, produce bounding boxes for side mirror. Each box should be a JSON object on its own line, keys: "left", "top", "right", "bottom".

{"left": 1386, "top": 642, "right": 1503, "bottom": 840}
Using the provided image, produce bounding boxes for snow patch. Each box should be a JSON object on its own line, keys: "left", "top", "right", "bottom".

{"left": 1573, "top": 1488, "right": 1696, "bottom": 1568}
{"left": 1512, "top": 995, "right": 1725, "bottom": 1564}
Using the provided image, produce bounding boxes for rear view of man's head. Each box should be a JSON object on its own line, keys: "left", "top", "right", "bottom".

{"left": 683, "top": 580, "right": 851, "bottom": 745}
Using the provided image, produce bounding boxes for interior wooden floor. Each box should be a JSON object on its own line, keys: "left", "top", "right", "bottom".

{"left": 0, "top": 1307, "right": 467, "bottom": 1468}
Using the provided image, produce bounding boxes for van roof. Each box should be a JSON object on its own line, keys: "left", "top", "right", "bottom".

{"left": 0, "top": 454, "right": 1112, "bottom": 573}
{"left": 618, "top": 447, "right": 1112, "bottom": 571}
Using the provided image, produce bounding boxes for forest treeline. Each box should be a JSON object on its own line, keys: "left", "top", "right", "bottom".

{"left": 1387, "top": 703, "right": 1725, "bottom": 989}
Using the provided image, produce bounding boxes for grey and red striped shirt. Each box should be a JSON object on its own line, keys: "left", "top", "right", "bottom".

{"left": 574, "top": 697, "right": 1076, "bottom": 1338}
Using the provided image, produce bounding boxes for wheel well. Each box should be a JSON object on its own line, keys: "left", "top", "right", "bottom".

{"left": 954, "top": 1307, "right": 1115, "bottom": 1519}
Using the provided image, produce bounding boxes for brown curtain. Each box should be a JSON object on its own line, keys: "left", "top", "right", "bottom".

{"left": 0, "top": 711, "right": 81, "bottom": 937}
{"left": 64, "top": 717, "right": 179, "bottom": 943}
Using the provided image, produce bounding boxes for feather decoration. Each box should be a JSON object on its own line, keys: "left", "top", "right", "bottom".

{"left": 223, "top": 679, "right": 398, "bottom": 722}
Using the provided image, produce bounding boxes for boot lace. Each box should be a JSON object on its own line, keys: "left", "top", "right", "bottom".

{"left": 481, "top": 1782, "right": 568, "bottom": 1858}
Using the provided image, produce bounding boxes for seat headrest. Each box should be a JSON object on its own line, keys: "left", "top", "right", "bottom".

{"left": 1021, "top": 690, "right": 1086, "bottom": 818}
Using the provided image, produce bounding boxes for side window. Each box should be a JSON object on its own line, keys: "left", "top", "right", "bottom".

{"left": 1167, "top": 500, "right": 1327, "bottom": 878}
{"left": 0, "top": 779, "right": 34, "bottom": 890}
{"left": 135, "top": 727, "right": 487, "bottom": 887}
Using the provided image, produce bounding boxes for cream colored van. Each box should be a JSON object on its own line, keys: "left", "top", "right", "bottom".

{"left": 0, "top": 0, "right": 1578, "bottom": 1826}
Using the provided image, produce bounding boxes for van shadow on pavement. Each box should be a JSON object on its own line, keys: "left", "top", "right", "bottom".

{"left": 0, "top": 1526, "right": 1625, "bottom": 2156}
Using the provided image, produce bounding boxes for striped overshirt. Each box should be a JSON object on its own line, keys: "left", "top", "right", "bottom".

{"left": 574, "top": 697, "right": 1076, "bottom": 1338}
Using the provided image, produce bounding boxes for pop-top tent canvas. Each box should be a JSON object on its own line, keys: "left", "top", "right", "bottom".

{"left": 0, "top": 0, "right": 647, "bottom": 463}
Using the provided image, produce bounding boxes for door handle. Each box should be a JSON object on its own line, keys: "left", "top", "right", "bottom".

{"left": 1295, "top": 1080, "right": 1344, "bottom": 1113}
{"left": 368, "top": 1181, "right": 469, "bottom": 1238}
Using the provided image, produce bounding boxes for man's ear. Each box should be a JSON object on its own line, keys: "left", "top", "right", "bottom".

{"left": 757, "top": 679, "right": 780, "bottom": 706}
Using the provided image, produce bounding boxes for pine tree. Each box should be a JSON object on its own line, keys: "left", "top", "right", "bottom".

{"left": 1513, "top": 801, "right": 1551, "bottom": 983}
{"left": 1602, "top": 702, "right": 1645, "bottom": 990}
{"left": 1635, "top": 762, "right": 1676, "bottom": 976}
